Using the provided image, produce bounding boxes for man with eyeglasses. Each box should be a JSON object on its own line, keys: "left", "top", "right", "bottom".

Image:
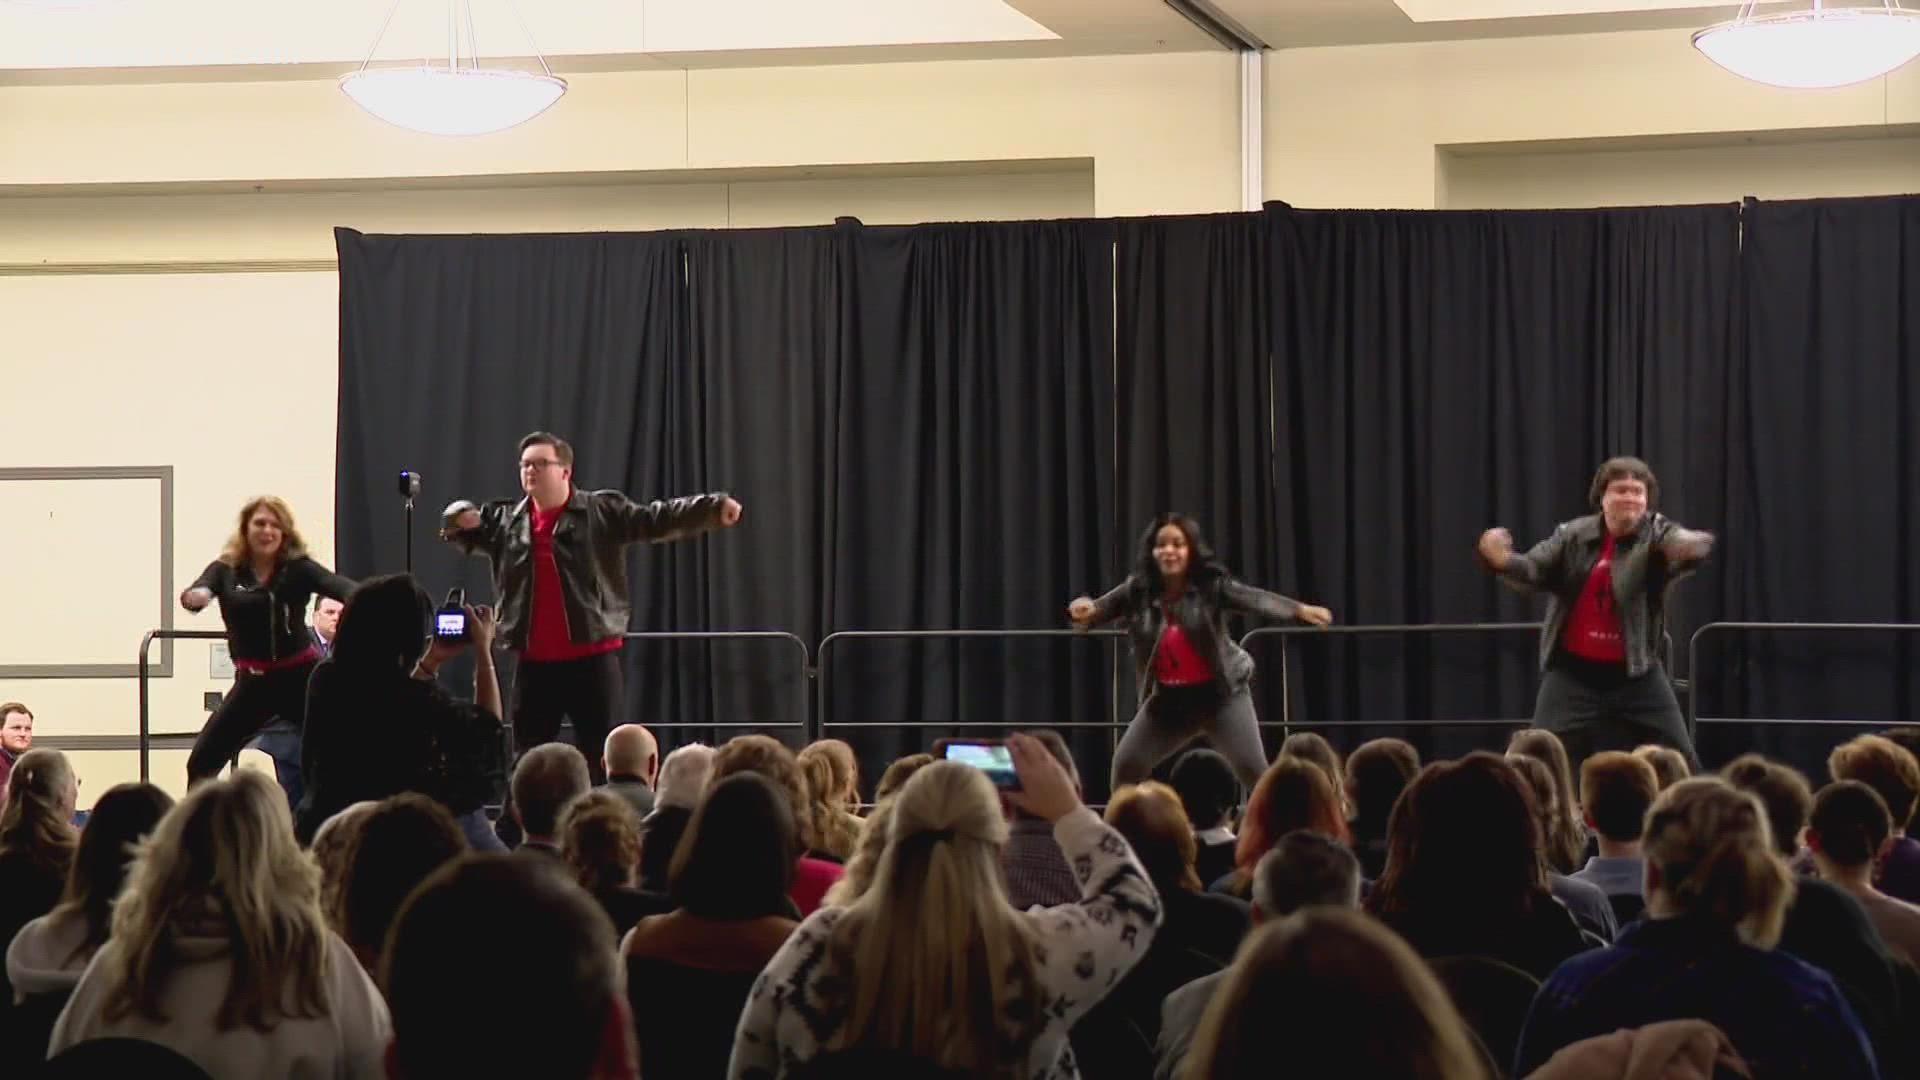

{"left": 441, "top": 431, "right": 741, "bottom": 785}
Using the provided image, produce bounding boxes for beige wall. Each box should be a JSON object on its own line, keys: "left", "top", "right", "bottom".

{"left": 1443, "top": 133, "right": 1920, "bottom": 210}
{"left": 1266, "top": 28, "right": 1920, "bottom": 210}
{"left": 0, "top": 51, "right": 1237, "bottom": 804}
{"left": 0, "top": 51, "right": 1240, "bottom": 217}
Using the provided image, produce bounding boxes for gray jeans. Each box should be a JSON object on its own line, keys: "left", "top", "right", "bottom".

{"left": 1534, "top": 656, "right": 1701, "bottom": 772}
{"left": 1111, "top": 683, "right": 1269, "bottom": 793}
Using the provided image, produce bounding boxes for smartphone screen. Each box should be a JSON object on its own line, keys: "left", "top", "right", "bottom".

{"left": 943, "top": 741, "right": 1019, "bottom": 790}
{"left": 435, "top": 611, "right": 467, "bottom": 638}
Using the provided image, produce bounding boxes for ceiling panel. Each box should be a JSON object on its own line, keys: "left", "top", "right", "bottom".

{"left": 1217, "top": 0, "right": 1760, "bottom": 47}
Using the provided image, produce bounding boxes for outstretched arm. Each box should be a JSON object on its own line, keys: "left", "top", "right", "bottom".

{"left": 181, "top": 560, "right": 226, "bottom": 612}
{"left": 299, "top": 558, "right": 356, "bottom": 602}
{"left": 439, "top": 500, "right": 507, "bottom": 557}
{"left": 1655, "top": 518, "right": 1714, "bottom": 582}
{"left": 1219, "top": 578, "right": 1333, "bottom": 626}
{"left": 1069, "top": 576, "right": 1140, "bottom": 627}
{"left": 1479, "top": 525, "right": 1570, "bottom": 595}
{"left": 600, "top": 491, "right": 741, "bottom": 544}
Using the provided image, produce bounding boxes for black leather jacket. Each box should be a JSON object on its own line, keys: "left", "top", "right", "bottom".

{"left": 444, "top": 488, "right": 729, "bottom": 652}
{"left": 1490, "top": 512, "right": 1706, "bottom": 678}
{"left": 189, "top": 556, "right": 355, "bottom": 664}
{"left": 1086, "top": 574, "right": 1303, "bottom": 702}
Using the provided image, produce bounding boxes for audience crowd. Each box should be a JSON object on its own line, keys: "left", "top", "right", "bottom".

{"left": 5, "top": 585, "right": 1920, "bottom": 1078}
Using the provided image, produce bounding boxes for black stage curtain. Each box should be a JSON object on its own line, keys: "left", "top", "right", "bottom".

{"left": 825, "top": 221, "right": 1120, "bottom": 789}
{"left": 1706, "top": 196, "right": 1920, "bottom": 766}
{"left": 1264, "top": 205, "right": 1740, "bottom": 764}
{"left": 1115, "top": 214, "right": 1291, "bottom": 769}
{"left": 335, "top": 228, "right": 807, "bottom": 751}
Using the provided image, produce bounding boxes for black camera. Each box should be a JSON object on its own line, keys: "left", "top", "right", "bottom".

{"left": 398, "top": 470, "right": 423, "bottom": 499}
{"left": 434, "top": 587, "right": 468, "bottom": 642}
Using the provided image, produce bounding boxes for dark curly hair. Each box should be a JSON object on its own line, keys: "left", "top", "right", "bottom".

{"left": 1129, "top": 513, "right": 1230, "bottom": 597}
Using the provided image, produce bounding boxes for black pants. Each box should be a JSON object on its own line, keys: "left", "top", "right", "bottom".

{"left": 188, "top": 661, "right": 316, "bottom": 784}
{"left": 511, "top": 650, "right": 625, "bottom": 784}
{"left": 1534, "top": 655, "right": 1701, "bottom": 772}
{"left": 1111, "top": 683, "right": 1269, "bottom": 793}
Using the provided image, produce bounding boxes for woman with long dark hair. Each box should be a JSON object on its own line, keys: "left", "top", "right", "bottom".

{"left": 1069, "top": 513, "right": 1332, "bottom": 790}
{"left": 180, "top": 496, "right": 354, "bottom": 786}
{"left": 295, "top": 573, "right": 505, "bottom": 850}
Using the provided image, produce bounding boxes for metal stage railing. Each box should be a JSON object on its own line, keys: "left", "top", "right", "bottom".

{"left": 136, "top": 628, "right": 812, "bottom": 784}
{"left": 613, "top": 630, "right": 813, "bottom": 740}
{"left": 1245, "top": 623, "right": 1677, "bottom": 734}
{"left": 136, "top": 629, "right": 228, "bottom": 782}
{"left": 1687, "top": 621, "right": 1920, "bottom": 737}
{"left": 814, "top": 628, "right": 1128, "bottom": 741}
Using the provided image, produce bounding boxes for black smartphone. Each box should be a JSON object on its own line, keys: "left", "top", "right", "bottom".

{"left": 434, "top": 587, "right": 468, "bottom": 642}
{"left": 938, "top": 738, "right": 1020, "bottom": 791}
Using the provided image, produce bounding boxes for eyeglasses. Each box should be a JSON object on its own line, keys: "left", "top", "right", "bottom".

{"left": 520, "top": 459, "right": 565, "bottom": 473}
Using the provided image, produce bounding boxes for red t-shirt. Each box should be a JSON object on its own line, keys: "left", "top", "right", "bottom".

{"left": 524, "top": 495, "right": 624, "bottom": 662}
{"left": 1153, "top": 621, "right": 1214, "bottom": 685}
{"left": 1562, "top": 532, "right": 1627, "bottom": 663}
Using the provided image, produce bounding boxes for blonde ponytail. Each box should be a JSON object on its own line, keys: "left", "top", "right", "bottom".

{"left": 1643, "top": 777, "right": 1794, "bottom": 948}
{"left": 0, "top": 748, "right": 78, "bottom": 877}
{"left": 825, "top": 761, "right": 1042, "bottom": 1076}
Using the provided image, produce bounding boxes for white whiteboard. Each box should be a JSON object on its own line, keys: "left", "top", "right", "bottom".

{"left": 0, "top": 472, "right": 167, "bottom": 671}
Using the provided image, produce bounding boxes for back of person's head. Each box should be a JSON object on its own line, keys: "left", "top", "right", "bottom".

{"left": 56, "top": 783, "right": 174, "bottom": 959}
{"left": 1236, "top": 755, "right": 1349, "bottom": 872}
{"left": 827, "top": 760, "right": 1039, "bottom": 1073}
{"left": 1878, "top": 728, "right": 1920, "bottom": 770}
{"left": 1507, "top": 729, "right": 1585, "bottom": 869}
{"left": 560, "top": 789, "right": 643, "bottom": 894}
{"left": 1633, "top": 744, "right": 1693, "bottom": 791}
{"left": 655, "top": 743, "right": 716, "bottom": 810}
{"left": 1371, "top": 752, "right": 1547, "bottom": 919}
{"left": 1642, "top": 777, "right": 1793, "bottom": 948}
{"left": 385, "top": 855, "right": 632, "bottom": 1080}
{"left": 1185, "top": 908, "right": 1489, "bottom": 1080}
{"left": 1346, "top": 738, "right": 1419, "bottom": 834}
{"left": 0, "top": 747, "right": 78, "bottom": 874}
{"left": 710, "top": 734, "right": 818, "bottom": 850}
{"left": 1251, "top": 831, "right": 1362, "bottom": 917}
{"left": 1809, "top": 781, "right": 1895, "bottom": 870}
{"left": 799, "top": 739, "right": 860, "bottom": 803}
{"left": 875, "top": 753, "right": 937, "bottom": 804}
{"left": 1827, "top": 735, "right": 1920, "bottom": 833}
{"left": 1722, "top": 754, "right": 1811, "bottom": 859}
{"left": 669, "top": 772, "right": 797, "bottom": 919}
{"left": 1170, "top": 747, "right": 1240, "bottom": 831}
{"left": 1581, "top": 751, "right": 1660, "bottom": 844}
{"left": 328, "top": 573, "right": 433, "bottom": 673}
{"left": 1280, "top": 732, "right": 1346, "bottom": 811}
{"left": 513, "top": 743, "right": 592, "bottom": 841}
{"left": 1105, "top": 781, "right": 1200, "bottom": 893}
{"left": 312, "top": 800, "right": 380, "bottom": 929}
{"left": 797, "top": 743, "right": 861, "bottom": 859}
{"left": 337, "top": 794, "right": 465, "bottom": 970}
{"left": 602, "top": 724, "right": 657, "bottom": 781}
{"left": 1505, "top": 752, "right": 1564, "bottom": 846}
{"left": 104, "top": 770, "right": 328, "bottom": 1030}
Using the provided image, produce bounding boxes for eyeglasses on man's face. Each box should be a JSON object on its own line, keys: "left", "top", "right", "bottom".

{"left": 520, "top": 459, "right": 564, "bottom": 473}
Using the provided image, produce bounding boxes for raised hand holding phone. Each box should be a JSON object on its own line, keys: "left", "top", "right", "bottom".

{"left": 1004, "top": 733, "right": 1081, "bottom": 823}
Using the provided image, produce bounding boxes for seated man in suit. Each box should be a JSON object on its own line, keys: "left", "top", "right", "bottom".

{"left": 1155, "top": 831, "right": 1361, "bottom": 1080}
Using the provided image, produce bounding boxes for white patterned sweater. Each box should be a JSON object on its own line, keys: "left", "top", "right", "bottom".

{"left": 728, "top": 806, "right": 1164, "bottom": 1079}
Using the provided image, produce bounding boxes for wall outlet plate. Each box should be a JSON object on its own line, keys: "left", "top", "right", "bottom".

{"left": 203, "top": 691, "right": 223, "bottom": 712}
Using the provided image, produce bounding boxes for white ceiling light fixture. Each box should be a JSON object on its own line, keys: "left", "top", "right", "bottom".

{"left": 341, "top": 0, "right": 567, "bottom": 137}
{"left": 1693, "top": 1, "right": 1920, "bottom": 89}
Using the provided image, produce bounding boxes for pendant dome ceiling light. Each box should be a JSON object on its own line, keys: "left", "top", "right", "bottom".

{"left": 340, "top": 0, "right": 566, "bottom": 137}
{"left": 1693, "top": 1, "right": 1920, "bottom": 89}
